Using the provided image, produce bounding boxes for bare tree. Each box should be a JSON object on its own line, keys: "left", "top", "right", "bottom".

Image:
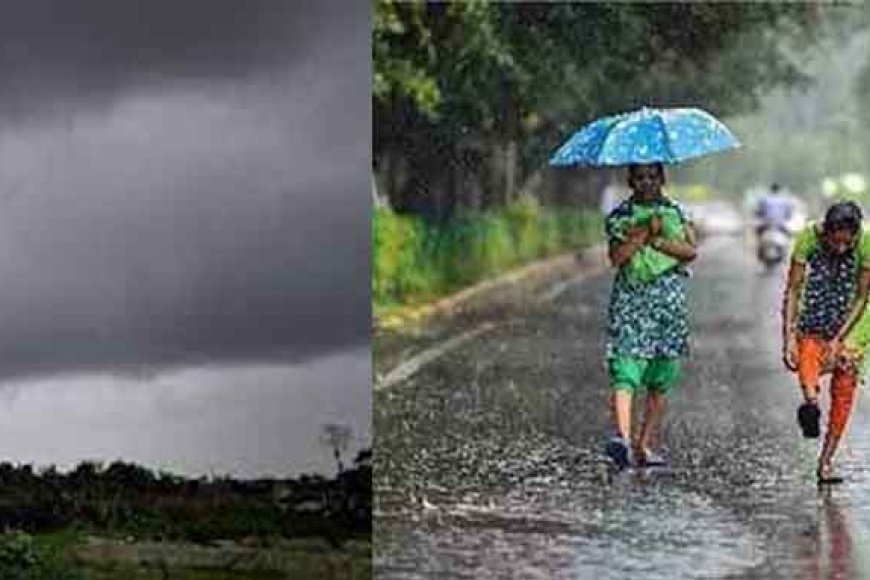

{"left": 320, "top": 424, "right": 352, "bottom": 475}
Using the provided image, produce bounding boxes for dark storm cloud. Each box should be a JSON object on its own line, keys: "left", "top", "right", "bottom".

{"left": 0, "top": 1, "right": 371, "bottom": 381}
{"left": 0, "top": 0, "right": 351, "bottom": 122}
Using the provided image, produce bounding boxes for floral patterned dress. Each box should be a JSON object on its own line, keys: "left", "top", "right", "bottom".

{"left": 604, "top": 197, "right": 691, "bottom": 360}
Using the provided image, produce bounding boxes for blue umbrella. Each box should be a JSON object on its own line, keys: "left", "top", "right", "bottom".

{"left": 549, "top": 106, "right": 741, "bottom": 167}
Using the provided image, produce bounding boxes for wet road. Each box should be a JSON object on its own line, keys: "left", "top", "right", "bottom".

{"left": 374, "top": 235, "right": 870, "bottom": 579}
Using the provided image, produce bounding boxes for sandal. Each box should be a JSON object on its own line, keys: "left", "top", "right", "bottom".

{"left": 817, "top": 463, "right": 844, "bottom": 485}
{"left": 633, "top": 446, "right": 668, "bottom": 467}
{"left": 797, "top": 400, "right": 821, "bottom": 439}
{"left": 605, "top": 436, "right": 631, "bottom": 470}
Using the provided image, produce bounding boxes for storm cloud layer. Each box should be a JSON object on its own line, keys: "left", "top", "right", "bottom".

{"left": 0, "top": 1, "right": 370, "bottom": 381}
{"left": 0, "top": 1, "right": 352, "bottom": 121}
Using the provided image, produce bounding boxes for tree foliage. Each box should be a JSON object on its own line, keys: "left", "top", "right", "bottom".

{"left": 374, "top": 1, "right": 867, "bottom": 216}
{"left": 0, "top": 454, "right": 372, "bottom": 546}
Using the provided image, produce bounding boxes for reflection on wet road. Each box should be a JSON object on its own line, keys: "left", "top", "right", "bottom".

{"left": 374, "top": 236, "right": 870, "bottom": 579}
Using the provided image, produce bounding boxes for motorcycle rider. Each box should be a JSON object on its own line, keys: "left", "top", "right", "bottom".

{"left": 755, "top": 183, "right": 794, "bottom": 236}
{"left": 755, "top": 182, "right": 795, "bottom": 262}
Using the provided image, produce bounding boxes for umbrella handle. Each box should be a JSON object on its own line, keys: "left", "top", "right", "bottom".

{"left": 649, "top": 214, "right": 663, "bottom": 237}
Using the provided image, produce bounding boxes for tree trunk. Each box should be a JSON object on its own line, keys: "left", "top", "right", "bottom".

{"left": 504, "top": 139, "right": 517, "bottom": 204}
{"left": 372, "top": 172, "right": 389, "bottom": 210}
{"left": 378, "top": 149, "right": 397, "bottom": 209}
{"left": 488, "top": 141, "right": 503, "bottom": 208}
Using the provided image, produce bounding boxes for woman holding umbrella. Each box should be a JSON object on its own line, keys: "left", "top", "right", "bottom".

{"left": 601, "top": 162, "right": 697, "bottom": 467}
{"left": 550, "top": 107, "right": 740, "bottom": 469}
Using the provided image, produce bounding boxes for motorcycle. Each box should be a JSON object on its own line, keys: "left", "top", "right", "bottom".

{"left": 756, "top": 224, "right": 791, "bottom": 270}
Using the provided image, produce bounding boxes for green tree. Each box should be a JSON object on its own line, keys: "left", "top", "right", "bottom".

{"left": 374, "top": 1, "right": 867, "bottom": 217}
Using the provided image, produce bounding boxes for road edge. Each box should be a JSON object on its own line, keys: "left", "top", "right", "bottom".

{"left": 373, "top": 244, "right": 609, "bottom": 332}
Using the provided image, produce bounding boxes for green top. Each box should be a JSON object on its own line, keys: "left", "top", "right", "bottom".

{"left": 604, "top": 196, "right": 692, "bottom": 360}
{"left": 790, "top": 221, "right": 870, "bottom": 378}
{"left": 605, "top": 195, "right": 690, "bottom": 284}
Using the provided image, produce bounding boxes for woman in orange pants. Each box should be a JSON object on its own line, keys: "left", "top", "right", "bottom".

{"left": 796, "top": 337, "right": 858, "bottom": 478}
{"left": 783, "top": 201, "right": 870, "bottom": 483}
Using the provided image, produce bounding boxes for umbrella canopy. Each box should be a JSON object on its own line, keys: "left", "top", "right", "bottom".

{"left": 549, "top": 106, "right": 740, "bottom": 167}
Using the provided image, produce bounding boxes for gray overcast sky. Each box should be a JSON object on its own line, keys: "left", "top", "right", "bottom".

{"left": 0, "top": 1, "right": 371, "bottom": 476}
{"left": 0, "top": 0, "right": 370, "bottom": 381}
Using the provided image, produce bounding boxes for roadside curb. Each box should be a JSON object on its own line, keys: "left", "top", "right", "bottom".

{"left": 374, "top": 244, "right": 608, "bottom": 332}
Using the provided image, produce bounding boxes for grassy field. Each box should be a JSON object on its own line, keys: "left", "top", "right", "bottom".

{"left": 65, "top": 535, "right": 370, "bottom": 579}
{"left": 13, "top": 529, "right": 371, "bottom": 579}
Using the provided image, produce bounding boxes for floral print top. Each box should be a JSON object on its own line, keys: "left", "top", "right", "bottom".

{"left": 792, "top": 222, "right": 870, "bottom": 341}
{"left": 604, "top": 196, "right": 692, "bottom": 359}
